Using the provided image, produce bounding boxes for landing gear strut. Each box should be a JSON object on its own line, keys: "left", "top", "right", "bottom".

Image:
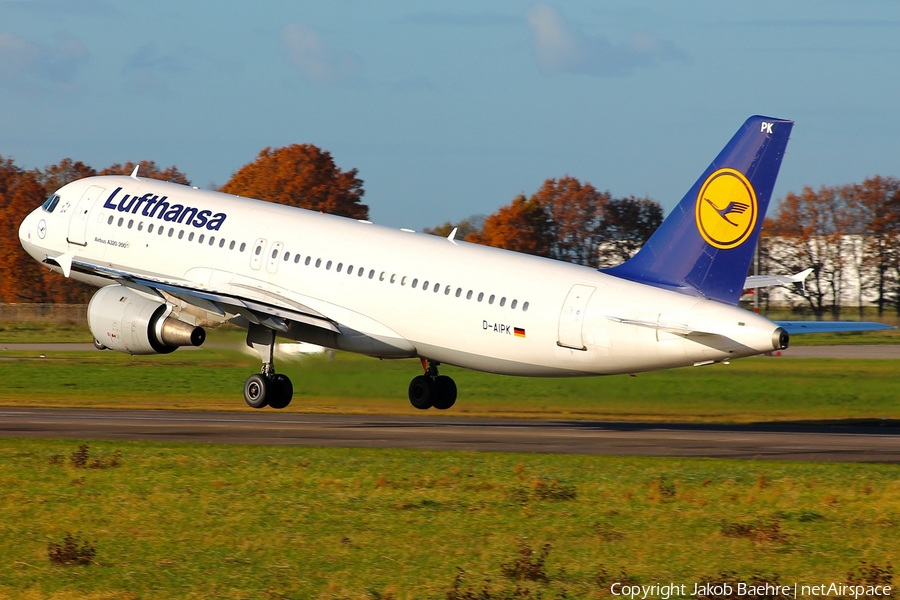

{"left": 243, "top": 323, "right": 293, "bottom": 410}
{"left": 408, "top": 359, "right": 457, "bottom": 410}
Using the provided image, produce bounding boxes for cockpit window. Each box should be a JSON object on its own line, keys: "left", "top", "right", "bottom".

{"left": 41, "top": 195, "right": 60, "bottom": 213}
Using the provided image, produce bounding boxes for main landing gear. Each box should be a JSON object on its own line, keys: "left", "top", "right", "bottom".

{"left": 408, "top": 359, "right": 457, "bottom": 410}
{"left": 243, "top": 324, "right": 293, "bottom": 410}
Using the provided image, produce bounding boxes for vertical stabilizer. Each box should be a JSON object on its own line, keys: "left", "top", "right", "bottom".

{"left": 602, "top": 116, "right": 793, "bottom": 305}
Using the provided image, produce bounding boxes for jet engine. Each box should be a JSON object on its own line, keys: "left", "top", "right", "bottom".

{"left": 88, "top": 285, "right": 206, "bottom": 355}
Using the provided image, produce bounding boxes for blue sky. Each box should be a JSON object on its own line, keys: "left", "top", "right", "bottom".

{"left": 1, "top": 1, "right": 898, "bottom": 229}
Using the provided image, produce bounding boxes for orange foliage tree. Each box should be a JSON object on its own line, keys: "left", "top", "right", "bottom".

{"left": 465, "top": 195, "right": 550, "bottom": 256}
{"left": 220, "top": 144, "right": 367, "bottom": 219}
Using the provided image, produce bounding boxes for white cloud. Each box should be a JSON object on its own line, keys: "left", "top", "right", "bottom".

{"left": 526, "top": 5, "right": 685, "bottom": 77}
{"left": 0, "top": 31, "right": 87, "bottom": 87}
{"left": 282, "top": 23, "right": 361, "bottom": 85}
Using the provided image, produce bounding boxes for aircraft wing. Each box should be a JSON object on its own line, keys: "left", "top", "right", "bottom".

{"left": 775, "top": 320, "right": 895, "bottom": 334}
{"left": 59, "top": 258, "right": 340, "bottom": 334}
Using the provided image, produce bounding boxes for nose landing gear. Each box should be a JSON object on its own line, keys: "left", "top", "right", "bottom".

{"left": 243, "top": 324, "right": 294, "bottom": 410}
{"left": 408, "top": 359, "right": 456, "bottom": 410}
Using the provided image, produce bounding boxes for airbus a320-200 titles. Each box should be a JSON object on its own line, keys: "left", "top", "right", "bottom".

{"left": 18, "top": 116, "right": 892, "bottom": 411}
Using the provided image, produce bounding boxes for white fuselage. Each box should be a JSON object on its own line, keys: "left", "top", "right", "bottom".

{"left": 19, "top": 176, "right": 782, "bottom": 376}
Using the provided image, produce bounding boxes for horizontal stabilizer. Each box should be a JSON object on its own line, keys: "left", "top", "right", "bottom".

{"left": 776, "top": 321, "right": 895, "bottom": 334}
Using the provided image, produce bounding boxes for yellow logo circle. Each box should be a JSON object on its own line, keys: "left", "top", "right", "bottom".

{"left": 695, "top": 168, "right": 757, "bottom": 250}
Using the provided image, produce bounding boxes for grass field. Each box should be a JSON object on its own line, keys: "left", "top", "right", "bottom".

{"left": 1, "top": 327, "right": 899, "bottom": 422}
{"left": 0, "top": 438, "right": 897, "bottom": 599}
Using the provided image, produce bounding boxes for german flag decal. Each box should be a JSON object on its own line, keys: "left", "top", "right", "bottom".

{"left": 514, "top": 327, "right": 526, "bottom": 338}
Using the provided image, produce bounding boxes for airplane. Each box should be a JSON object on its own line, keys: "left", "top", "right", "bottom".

{"left": 18, "top": 115, "right": 892, "bottom": 411}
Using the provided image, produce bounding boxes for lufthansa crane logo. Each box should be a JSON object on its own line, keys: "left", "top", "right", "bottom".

{"left": 695, "top": 168, "right": 757, "bottom": 250}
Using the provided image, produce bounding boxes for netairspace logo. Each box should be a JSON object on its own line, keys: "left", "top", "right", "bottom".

{"left": 103, "top": 187, "right": 226, "bottom": 231}
{"left": 609, "top": 582, "right": 893, "bottom": 599}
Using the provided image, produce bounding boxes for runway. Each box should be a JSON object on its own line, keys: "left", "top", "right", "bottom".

{"left": 1, "top": 407, "right": 898, "bottom": 462}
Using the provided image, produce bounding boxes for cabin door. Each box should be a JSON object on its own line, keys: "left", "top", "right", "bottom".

{"left": 67, "top": 185, "right": 106, "bottom": 246}
{"left": 557, "top": 284, "right": 595, "bottom": 350}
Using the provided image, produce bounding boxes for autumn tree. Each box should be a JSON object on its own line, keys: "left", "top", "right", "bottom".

{"left": 465, "top": 195, "right": 551, "bottom": 256}
{"left": 34, "top": 158, "right": 97, "bottom": 198}
{"left": 220, "top": 144, "right": 367, "bottom": 219}
{"left": 532, "top": 176, "right": 609, "bottom": 266}
{"left": 854, "top": 176, "right": 900, "bottom": 314}
{"left": 596, "top": 195, "right": 663, "bottom": 268}
{"left": 99, "top": 161, "right": 190, "bottom": 185}
{"left": 423, "top": 215, "right": 485, "bottom": 238}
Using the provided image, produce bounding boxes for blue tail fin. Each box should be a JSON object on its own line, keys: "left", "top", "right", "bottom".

{"left": 602, "top": 115, "right": 793, "bottom": 305}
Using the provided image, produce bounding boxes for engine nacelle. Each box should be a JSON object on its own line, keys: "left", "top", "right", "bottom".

{"left": 87, "top": 285, "right": 206, "bottom": 355}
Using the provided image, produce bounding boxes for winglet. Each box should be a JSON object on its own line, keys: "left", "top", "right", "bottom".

{"left": 447, "top": 227, "right": 458, "bottom": 245}
{"left": 602, "top": 116, "right": 793, "bottom": 305}
{"left": 130, "top": 165, "right": 140, "bottom": 180}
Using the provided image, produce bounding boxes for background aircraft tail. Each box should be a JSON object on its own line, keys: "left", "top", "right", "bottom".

{"left": 603, "top": 115, "right": 793, "bottom": 305}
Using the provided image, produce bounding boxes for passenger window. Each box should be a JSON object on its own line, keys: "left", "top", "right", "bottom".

{"left": 326, "top": 260, "right": 332, "bottom": 270}
{"left": 168, "top": 228, "right": 174, "bottom": 237}
{"left": 523, "top": 301, "right": 529, "bottom": 312}
{"left": 347, "top": 264, "right": 353, "bottom": 274}
{"left": 118, "top": 217, "right": 124, "bottom": 226}
{"left": 158, "top": 227, "right": 163, "bottom": 236}
{"left": 423, "top": 281, "right": 429, "bottom": 291}
{"left": 229, "top": 241, "right": 236, "bottom": 250}
{"left": 489, "top": 294, "right": 495, "bottom": 304}
{"left": 316, "top": 258, "right": 322, "bottom": 268}
{"left": 412, "top": 279, "right": 418, "bottom": 288}
{"left": 137, "top": 222, "right": 143, "bottom": 231}
{"left": 466, "top": 290, "right": 473, "bottom": 300}
{"left": 379, "top": 272, "right": 385, "bottom": 281}
{"left": 127, "top": 219, "right": 134, "bottom": 229}
{"left": 455, "top": 288, "right": 462, "bottom": 298}
{"left": 189, "top": 232, "right": 195, "bottom": 241}
{"left": 148, "top": 224, "right": 154, "bottom": 233}
{"left": 255, "top": 245, "right": 262, "bottom": 256}
{"left": 219, "top": 238, "right": 225, "bottom": 248}
{"left": 478, "top": 292, "right": 484, "bottom": 302}
{"left": 358, "top": 267, "right": 364, "bottom": 277}
{"left": 178, "top": 230, "right": 184, "bottom": 239}
{"left": 284, "top": 252, "right": 290, "bottom": 262}
{"left": 500, "top": 297, "right": 506, "bottom": 307}
{"left": 368, "top": 270, "right": 375, "bottom": 279}
{"left": 337, "top": 263, "right": 343, "bottom": 272}
{"left": 511, "top": 299, "right": 518, "bottom": 309}
{"left": 444, "top": 285, "right": 451, "bottom": 295}
{"left": 401, "top": 276, "right": 407, "bottom": 286}
{"left": 240, "top": 242, "right": 246, "bottom": 252}
{"left": 434, "top": 283, "right": 440, "bottom": 293}
{"left": 107, "top": 215, "right": 113, "bottom": 225}
{"left": 294, "top": 255, "right": 301, "bottom": 264}
{"left": 305, "top": 256, "right": 311, "bottom": 266}
{"left": 199, "top": 234, "right": 205, "bottom": 244}
{"left": 210, "top": 237, "right": 215, "bottom": 246}
{"left": 390, "top": 274, "right": 396, "bottom": 284}
{"left": 271, "top": 249, "right": 278, "bottom": 259}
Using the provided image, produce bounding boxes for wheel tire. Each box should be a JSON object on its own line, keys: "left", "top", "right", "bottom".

{"left": 93, "top": 338, "right": 107, "bottom": 350}
{"left": 243, "top": 373, "right": 269, "bottom": 409}
{"left": 268, "top": 374, "right": 293, "bottom": 410}
{"left": 433, "top": 375, "right": 457, "bottom": 410}
{"left": 408, "top": 375, "right": 435, "bottom": 410}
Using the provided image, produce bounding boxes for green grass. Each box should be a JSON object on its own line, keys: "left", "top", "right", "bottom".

{"left": 1, "top": 341, "right": 899, "bottom": 422}
{"left": 0, "top": 438, "right": 896, "bottom": 599}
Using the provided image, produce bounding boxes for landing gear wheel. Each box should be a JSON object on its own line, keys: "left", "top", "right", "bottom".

{"left": 433, "top": 375, "right": 457, "bottom": 410}
{"left": 93, "top": 338, "right": 107, "bottom": 350}
{"left": 268, "top": 374, "right": 294, "bottom": 410}
{"left": 243, "top": 373, "right": 269, "bottom": 409}
{"left": 408, "top": 375, "right": 436, "bottom": 410}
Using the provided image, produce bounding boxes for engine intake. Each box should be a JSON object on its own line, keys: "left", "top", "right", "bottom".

{"left": 88, "top": 285, "right": 206, "bottom": 355}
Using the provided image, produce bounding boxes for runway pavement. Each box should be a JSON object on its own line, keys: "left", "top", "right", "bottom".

{"left": 1, "top": 407, "right": 898, "bottom": 462}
